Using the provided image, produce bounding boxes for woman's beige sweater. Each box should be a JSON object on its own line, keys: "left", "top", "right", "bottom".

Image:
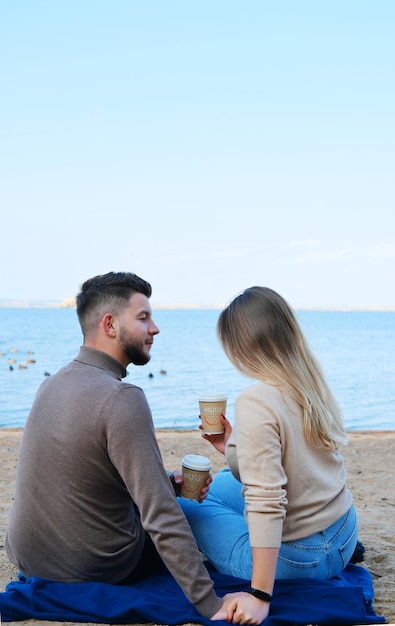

{"left": 225, "top": 381, "right": 353, "bottom": 548}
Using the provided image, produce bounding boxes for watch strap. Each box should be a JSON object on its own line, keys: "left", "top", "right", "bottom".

{"left": 247, "top": 587, "right": 273, "bottom": 602}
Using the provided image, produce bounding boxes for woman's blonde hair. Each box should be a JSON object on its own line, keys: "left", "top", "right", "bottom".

{"left": 217, "top": 286, "right": 347, "bottom": 450}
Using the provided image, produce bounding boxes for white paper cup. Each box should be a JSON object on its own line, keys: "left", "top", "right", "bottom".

{"left": 198, "top": 394, "right": 227, "bottom": 434}
{"left": 181, "top": 454, "right": 212, "bottom": 500}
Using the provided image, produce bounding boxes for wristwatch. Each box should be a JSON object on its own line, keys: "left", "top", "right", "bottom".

{"left": 247, "top": 587, "right": 273, "bottom": 603}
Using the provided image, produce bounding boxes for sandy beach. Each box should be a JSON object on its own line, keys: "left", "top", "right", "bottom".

{"left": 0, "top": 428, "right": 394, "bottom": 625}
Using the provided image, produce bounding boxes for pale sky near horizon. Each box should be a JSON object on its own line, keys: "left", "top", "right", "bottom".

{"left": 1, "top": 1, "right": 394, "bottom": 309}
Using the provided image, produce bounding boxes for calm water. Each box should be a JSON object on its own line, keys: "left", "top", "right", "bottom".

{"left": 0, "top": 308, "right": 394, "bottom": 431}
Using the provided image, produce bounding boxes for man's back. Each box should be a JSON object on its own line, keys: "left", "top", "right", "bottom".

{"left": 6, "top": 347, "right": 154, "bottom": 582}
{"left": 4, "top": 272, "right": 230, "bottom": 620}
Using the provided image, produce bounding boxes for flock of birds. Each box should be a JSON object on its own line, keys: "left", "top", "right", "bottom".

{"left": 1, "top": 348, "right": 51, "bottom": 376}
{"left": 149, "top": 369, "right": 167, "bottom": 378}
{"left": 2, "top": 348, "right": 167, "bottom": 380}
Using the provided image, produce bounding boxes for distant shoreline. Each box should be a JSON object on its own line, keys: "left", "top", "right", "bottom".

{"left": 0, "top": 300, "right": 395, "bottom": 312}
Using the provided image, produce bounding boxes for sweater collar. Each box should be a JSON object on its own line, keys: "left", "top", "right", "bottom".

{"left": 74, "top": 346, "right": 127, "bottom": 380}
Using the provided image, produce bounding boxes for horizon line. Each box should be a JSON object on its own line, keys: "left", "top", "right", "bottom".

{"left": 0, "top": 298, "right": 394, "bottom": 312}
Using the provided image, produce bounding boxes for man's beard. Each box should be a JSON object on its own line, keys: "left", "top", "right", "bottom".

{"left": 119, "top": 328, "right": 151, "bottom": 366}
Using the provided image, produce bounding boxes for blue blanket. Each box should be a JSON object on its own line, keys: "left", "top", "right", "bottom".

{"left": 0, "top": 563, "right": 385, "bottom": 625}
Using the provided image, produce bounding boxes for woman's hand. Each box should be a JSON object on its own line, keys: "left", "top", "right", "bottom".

{"left": 211, "top": 592, "right": 270, "bottom": 624}
{"left": 200, "top": 414, "right": 233, "bottom": 455}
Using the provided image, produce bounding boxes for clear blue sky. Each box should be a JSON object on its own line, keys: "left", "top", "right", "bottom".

{"left": 1, "top": 1, "right": 394, "bottom": 308}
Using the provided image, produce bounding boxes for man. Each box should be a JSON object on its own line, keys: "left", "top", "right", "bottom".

{"left": 6, "top": 272, "right": 241, "bottom": 620}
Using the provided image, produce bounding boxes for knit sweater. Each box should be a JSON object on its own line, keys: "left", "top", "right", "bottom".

{"left": 6, "top": 346, "right": 222, "bottom": 618}
{"left": 225, "top": 381, "right": 353, "bottom": 549}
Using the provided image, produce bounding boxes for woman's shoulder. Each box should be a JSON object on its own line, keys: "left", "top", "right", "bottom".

{"left": 237, "top": 381, "right": 299, "bottom": 416}
{"left": 235, "top": 382, "right": 301, "bottom": 433}
{"left": 238, "top": 380, "right": 285, "bottom": 402}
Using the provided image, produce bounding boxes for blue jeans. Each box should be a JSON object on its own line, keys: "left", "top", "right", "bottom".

{"left": 179, "top": 468, "right": 358, "bottom": 581}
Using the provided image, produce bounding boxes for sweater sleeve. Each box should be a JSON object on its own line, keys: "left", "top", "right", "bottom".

{"left": 229, "top": 390, "right": 288, "bottom": 548}
{"left": 106, "top": 385, "right": 222, "bottom": 618}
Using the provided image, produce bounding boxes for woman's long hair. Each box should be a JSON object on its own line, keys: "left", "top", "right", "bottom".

{"left": 217, "top": 287, "right": 347, "bottom": 450}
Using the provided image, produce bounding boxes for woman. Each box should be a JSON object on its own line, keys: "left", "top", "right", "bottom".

{"left": 179, "top": 287, "right": 358, "bottom": 625}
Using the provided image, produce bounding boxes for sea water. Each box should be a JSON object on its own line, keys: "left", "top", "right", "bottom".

{"left": 0, "top": 308, "right": 394, "bottom": 431}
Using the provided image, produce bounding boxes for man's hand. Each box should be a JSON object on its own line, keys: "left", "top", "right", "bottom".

{"left": 169, "top": 470, "right": 212, "bottom": 502}
{"left": 168, "top": 470, "right": 183, "bottom": 497}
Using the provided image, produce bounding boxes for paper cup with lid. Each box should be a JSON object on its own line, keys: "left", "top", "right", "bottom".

{"left": 181, "top": 454, "right": 212, "bottom": 500}
{"left": 198, "top": 394, "right": 227, "bottom": 434}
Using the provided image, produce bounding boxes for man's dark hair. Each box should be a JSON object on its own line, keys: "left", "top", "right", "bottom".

{"left": 76, "top": 272, "right": 152, "bottom": 338}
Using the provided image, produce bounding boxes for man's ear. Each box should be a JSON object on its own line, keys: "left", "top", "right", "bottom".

{"left": 102, "top": 313, "right": 116, "bottom": 338}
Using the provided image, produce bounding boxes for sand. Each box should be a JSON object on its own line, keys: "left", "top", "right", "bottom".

{"left": 0, "top": 428, "right": 394, "bottom": 625}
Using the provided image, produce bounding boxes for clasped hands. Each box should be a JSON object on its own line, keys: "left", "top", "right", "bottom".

{"left": 212, "top": 591, "right": 270, "bottom": 624}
